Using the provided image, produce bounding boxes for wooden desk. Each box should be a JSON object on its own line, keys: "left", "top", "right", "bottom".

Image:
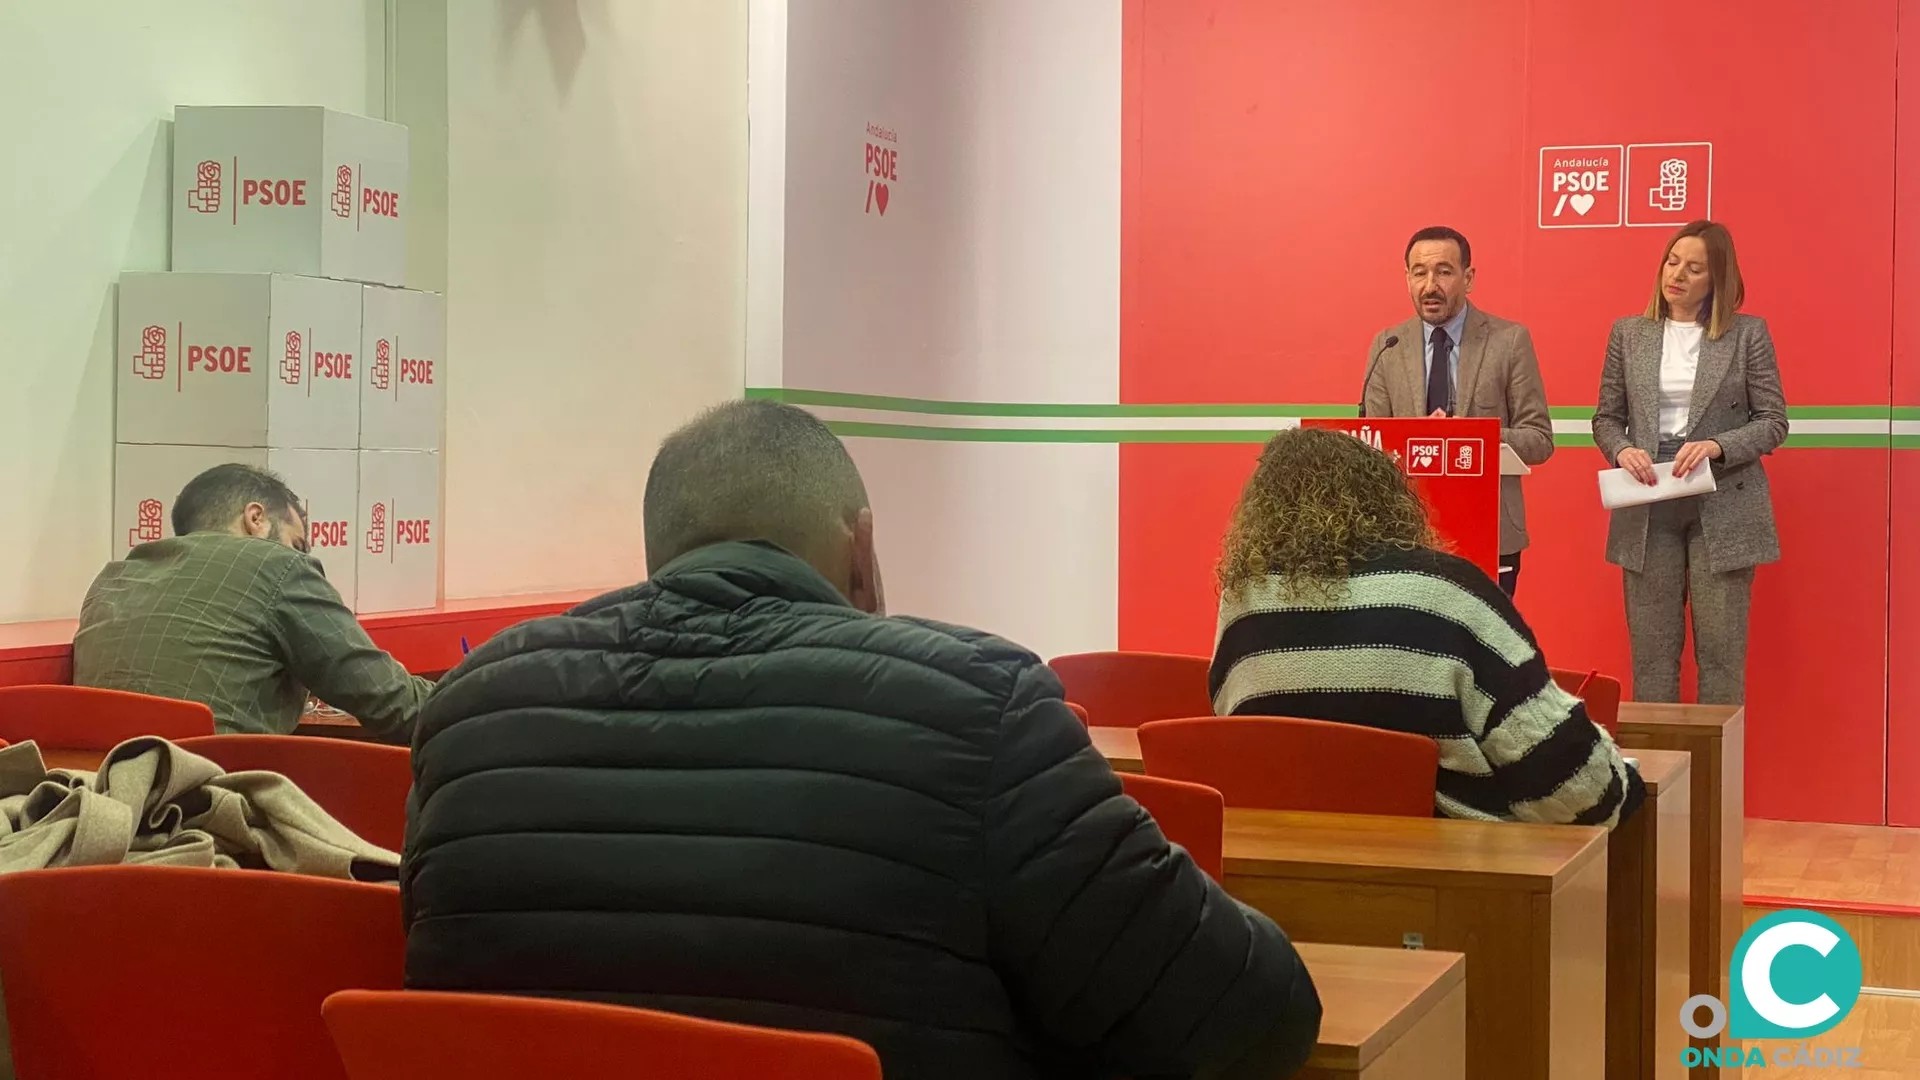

{"left": 1087, "top": 724, "right": 1144, "bottom": 772}
{"left": 1614, "top": 703, "right": 1742, "bottom": 1075}
{"left": 1609, "top": 749, "right": 1691, "bottom": 1080}
{"left": 1091, "top": 726, "right": 1689, "bottom": 1080}
{"left": 1221, "top": 808, "right": 1607, "bottom": 1080}
{"left": 1295, "top": 942, "right": 1465, "bottom": 1080}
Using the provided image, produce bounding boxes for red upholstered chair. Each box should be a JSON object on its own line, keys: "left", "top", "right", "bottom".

{"left": 1138, "top": 716, "right": 1438, "bottom": 817}
{"left": 1047, "top": 652, "right": 1213, "bottom": 728}
{"left": 1120, "top": 772, "right": 1225, "bottom": 881}
{"left": 0, "top": 684, "right": 214, "bottom": 749}
{"left": 0, "top": 865, "right": 404, "bottom": 1080}
{"left": 1065, "top": 702, "right": 1090, "bottom": 726}
{"left": 176, "top": 734, "right": 413, "bottom": 851}
{"left": 323, "top": 990, "right": 884, "bottom": 1080}
{"left": 1550, "top": 668, "right": 1623, "bottom": 736}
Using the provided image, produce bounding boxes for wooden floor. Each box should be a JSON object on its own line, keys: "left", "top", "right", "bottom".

{"left": 1747, "top": 819, "right": 1920, "bottom": 909}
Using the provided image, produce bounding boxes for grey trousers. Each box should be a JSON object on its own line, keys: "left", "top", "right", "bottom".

{"left": 1623, "top": 495, "right": 1755, "bottom": 704}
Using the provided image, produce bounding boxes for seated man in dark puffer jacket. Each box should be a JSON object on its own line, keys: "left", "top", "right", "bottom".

{"left": 402, "top": 400, "right": 1321, "bottom": 1079}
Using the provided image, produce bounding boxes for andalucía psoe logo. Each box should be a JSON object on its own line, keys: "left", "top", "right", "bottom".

{"left": 1680, "top": 909, "right": 1865, "bottom": 1069}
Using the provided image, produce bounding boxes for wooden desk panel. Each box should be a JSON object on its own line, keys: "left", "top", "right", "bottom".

{"left": 1608, "top": 749, "right": 1691, "bottom": 1080}
{"left": 1089, "top": 724, "right": 1143, "bottom": 772}
{"left": 1221, "top": 809, "right": 1608, "bottom": 1080}
{"left": 1295, "top": 942, "right": 1466, "bottom": 1080}
{"left": 1616, "top": 704, "right": 1742, "bottom": 1077}
{"left": 1097, "top": 726, "right": 1692, "bottom": 1080}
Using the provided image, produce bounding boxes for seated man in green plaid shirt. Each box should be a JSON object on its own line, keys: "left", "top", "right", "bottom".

{"left": 73, "top": 464, "right": 431, "bottom": 737}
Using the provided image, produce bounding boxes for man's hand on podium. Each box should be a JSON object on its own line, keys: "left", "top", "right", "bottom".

{"left": 1430, "top": 408, "right": 1447, "bottom": 418}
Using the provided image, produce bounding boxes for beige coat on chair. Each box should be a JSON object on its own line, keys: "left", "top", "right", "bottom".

{"left": 1591, "top": 313, "right": 1788, "bottom": 573}
{"left": 1362, "top": 306, "right": 1556, "bottom": 555}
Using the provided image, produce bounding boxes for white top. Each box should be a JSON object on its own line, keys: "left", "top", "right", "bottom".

{"left": 1659, "top": 319, "right": 1705, "bottom": 438}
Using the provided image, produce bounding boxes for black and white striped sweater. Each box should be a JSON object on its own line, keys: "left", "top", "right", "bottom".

{"left": 1211, "top": 545, "right": 1644, "bottom": 828}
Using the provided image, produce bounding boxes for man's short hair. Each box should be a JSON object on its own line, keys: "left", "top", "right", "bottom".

{"left": 643, "top": 400, "right": 871, "bottom": 574}
{"left": 172, "top": 464, "right": 303, "bottom": 536}
{"left": 1405, "top": 225, "right": 1472, "bottom": 269}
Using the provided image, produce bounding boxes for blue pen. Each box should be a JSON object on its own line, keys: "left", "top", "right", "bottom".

{"left": 460, "top": 637, "right": 471, "bottom": 656}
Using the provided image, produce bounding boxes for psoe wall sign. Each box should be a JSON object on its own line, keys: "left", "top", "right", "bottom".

{"left": 1679, "top": 909, "right": 1866, "bottom": 1070}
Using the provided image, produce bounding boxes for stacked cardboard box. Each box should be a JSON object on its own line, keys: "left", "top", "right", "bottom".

{"left": 113, "top": 106, "right": 444, "bottom": 613}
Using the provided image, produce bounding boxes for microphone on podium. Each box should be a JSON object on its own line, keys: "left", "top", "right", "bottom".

{"left": 1357, "top": 335, "right": 1399, "bottom": 418}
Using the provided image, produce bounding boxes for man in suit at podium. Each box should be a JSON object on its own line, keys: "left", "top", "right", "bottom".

{"left": 1361, "top": 225, "right": 1554, "bottom": 595}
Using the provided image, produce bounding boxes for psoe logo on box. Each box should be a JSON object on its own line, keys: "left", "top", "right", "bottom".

{"left": 132, "top": 325, "right": 169, "bottom": 381}
{"left": 332, "top": 165, "right": 354, "bottom": 218}
{"left": 1445, "top": 439, "right": 1482, "bottom": 476}
{"left": 395, "top": 517, "right": 432, "bottom": 546}
{"left": 241, "top": 176, "right": 307, "bottom": 208}
{"left": 186, "top": 342, "right": 253, "bottom": 376}
{"left": 400, "top": 354, "right": 436, "bottom": 386}
{"left": 1405, "top": 439, "right": 1445, "bottom": 475}
{"left": 129, "top": 498, "right": 165, "bottom": 547}
{"left": 1538, "top": 145, "right": 1624, "bottom": 229}
{"left": 310, "top": 520, "right": 349, "bottom": 549}
{"left": 366, "top": 502, "right": 387, "bottom": 555}
{"left": 1626, "top": 142, "right": 1711, "bottom": 227}
{"left": 282, "top": 331, "right": 304, "bottom": 386}
{"left": 1678, "top": 909, "right": 1865, "bottom": 1070}
{"left": 364, "top": 185, "right": 400, "bottom": 219}
{"left": 314, "top": 350, "right": 354, "bottom": 381}
{"left": 187, "top": 160, "right": 223, "bottom": 214}
{"left": 372, "top": 340, "right": 392, "bottom": 392}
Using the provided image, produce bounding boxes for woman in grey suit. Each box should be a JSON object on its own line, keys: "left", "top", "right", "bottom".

{"left": 1592, "top": 220, "right": 1787, "bottom": 704}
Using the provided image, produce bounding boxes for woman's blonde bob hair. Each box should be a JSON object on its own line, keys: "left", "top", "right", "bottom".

{"left": 1644, "top": 219, "right": 1745, "bottom": 340}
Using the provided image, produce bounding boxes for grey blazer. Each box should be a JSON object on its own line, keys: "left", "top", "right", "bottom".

{"left": 1591, "top": 313, "right": 1788, "bottom": 573}
{"left": 1362, "top": 306, "right": 1556, "bottom": 555}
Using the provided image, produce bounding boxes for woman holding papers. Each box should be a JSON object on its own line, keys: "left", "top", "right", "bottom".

{"left": 1592, "top": 220, "right": 1788, "bottom": 704}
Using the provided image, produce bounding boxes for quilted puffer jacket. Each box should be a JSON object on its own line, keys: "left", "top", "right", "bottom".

{"left": 403, "top": 541, "right": 1320, "bottom": 1079}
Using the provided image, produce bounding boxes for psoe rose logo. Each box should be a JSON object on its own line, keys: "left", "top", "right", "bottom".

{"left": 129, "top": 499, "right": 164, "bottom": 547}
{"left": 188, "top": 160, "right": 223, "bottom": 214}
{"left": 282, "top": 331, "right": 304, "bottom": 386}
{"left": 366, "top": 502, "right": 387, "bottom": 555}
{"left": 332, "top": 165, "right": 354, "bottom": 218}
{"left": 133, "top": 325, "right": 169, "bottom": 381}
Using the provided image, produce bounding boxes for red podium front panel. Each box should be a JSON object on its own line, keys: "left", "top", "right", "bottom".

{"left": 1300, "top": 417, "right": 1502, "bottom": 581}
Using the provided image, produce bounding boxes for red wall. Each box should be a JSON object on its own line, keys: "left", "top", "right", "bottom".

{"left": 1119, "top": 0, "right": 1904, "bottom": 824}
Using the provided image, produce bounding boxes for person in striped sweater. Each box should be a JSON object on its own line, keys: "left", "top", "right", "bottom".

{"left": 1211, "top": 427, "right": 1644, "bottom": 828}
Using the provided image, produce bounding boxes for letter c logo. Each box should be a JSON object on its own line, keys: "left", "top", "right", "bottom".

{"left": 1728, "top": 910, "right": 1863, "bottom": 1039}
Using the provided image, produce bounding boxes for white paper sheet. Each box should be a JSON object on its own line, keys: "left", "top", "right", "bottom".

{"left": 1597, "top": 460, "right": 1717, "bottom": 510}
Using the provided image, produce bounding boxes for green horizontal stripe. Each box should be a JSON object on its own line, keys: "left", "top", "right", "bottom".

{"left": 760, "top": 387, "right": 1894, "bottom": 422}
{"left": 752, "top": 387, "right": 1354, "bottom": 418}
{"left": 829, "top": 422, "right": 1901, "bottom": 448}
{"left": 824, "top": 422, "right": 1279, "bottom": 443}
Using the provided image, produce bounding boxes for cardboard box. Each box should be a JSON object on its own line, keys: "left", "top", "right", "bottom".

{"left": 117, "top": 273, "right": 363, "bottom": 449}
{"left": 112, "top": 444, "right": 361, "bottom": 609}
{"left": 360, "top": 286, "right": 445, "bottom": 450}
{"left": 357, "top": 450, "right": 441, "bottom": 613}
{"left": 172, "top": 105, "right": 408, "bottom": 286}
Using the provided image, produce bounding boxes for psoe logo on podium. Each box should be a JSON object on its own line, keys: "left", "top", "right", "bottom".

{"left": 1679, "top": 908, "right": 1865, "bottom": 1070}
{"left": 1405, "top": 439, "right": 1444, "bottom": 476}
{"left": 1626, "top": 142, "right": 1712, "bottom": 227}
{"left": 1538, "top": 145, "right": 1623, "bottom": 228}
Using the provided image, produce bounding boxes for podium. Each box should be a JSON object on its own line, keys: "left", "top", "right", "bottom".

{"left": 1301, "top": 417, "right": 1504, "bottom": 581}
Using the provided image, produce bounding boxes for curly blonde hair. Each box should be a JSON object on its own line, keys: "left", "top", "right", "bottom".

{"left": 1216, "top": 427, "right": 1440, "bottom": 599}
